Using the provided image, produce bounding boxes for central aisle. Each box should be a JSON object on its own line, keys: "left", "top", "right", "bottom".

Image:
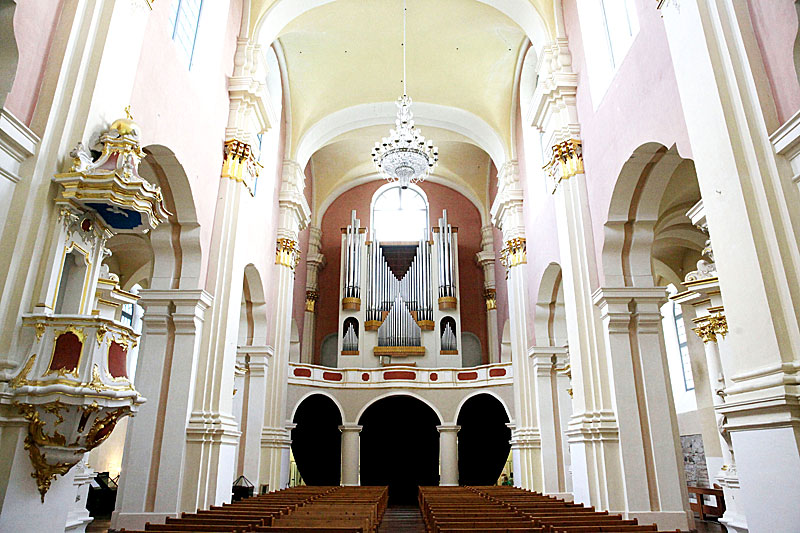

{"left": 378, "top": 505, "right": 426, "bottom": 533}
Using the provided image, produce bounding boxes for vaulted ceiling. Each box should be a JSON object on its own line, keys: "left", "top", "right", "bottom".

{"left": 250, "top": 0, "right": 555, "bottom": 218}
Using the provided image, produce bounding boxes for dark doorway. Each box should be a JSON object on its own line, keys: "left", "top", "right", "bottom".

{"left": 457, "top": 394, "right": 511, "bottom": 485}
{"left": 291, "top": 394, "right": 342, "bottom": 485}
{"left": 359, "top": 395, "right": 440, "bottom": 504}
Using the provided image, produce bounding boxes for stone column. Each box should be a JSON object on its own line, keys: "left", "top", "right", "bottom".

{"left": 660, "top": 2, "right": 800, "bottom": 530}
{"left": 236, "top": 346, "right": 271, "bottom": 487}
{"left": 437, "top": 425, "right": 460, "bottom": 487}
{"left": 301, "top": 225, "right": 325, "bottom": 364}
{"left": 259, "top": 160, "right": 311, "bottom": 493}
{"left": 490, "top": 161, "right": 541, "bottom": 491}
{"left": 530, "top": 40, "right": 622, "bottom": 511}
{"left": 476, "top": 224, "right": 499, "bottom": 363}
{"left": 530, "top": 346, "right": 571, "bottom": 498}
{"left": 113, "top": 289, "right": 212, "bottom": 531}
{"left": 593, "top": 288, "right": 692, "bottom": 530}
{"left": 339, "top": 424, "right": 362, "bottom": 487}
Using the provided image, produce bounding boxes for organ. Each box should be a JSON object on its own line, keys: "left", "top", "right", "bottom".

{"left": 337, "top": 209, "right": 462, "bottom": 366}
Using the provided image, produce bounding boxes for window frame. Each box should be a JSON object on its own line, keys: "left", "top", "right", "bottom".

{"left": 370, "top": 183, "right": 430, "bottom": 243}
{"left": 169, "top": 0, "right": 204, "bottom": 69}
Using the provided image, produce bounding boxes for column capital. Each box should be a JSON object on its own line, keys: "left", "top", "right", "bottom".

{"left": 339, "top": 423, "right": 363, "bottom": 433}
{"left": 436, "top": 424, "right": 461, "bottom": 433}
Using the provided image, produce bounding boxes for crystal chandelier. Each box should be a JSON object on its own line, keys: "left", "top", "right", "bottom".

{"left": 371, "top": 0, "right": 438, "bottom": 189}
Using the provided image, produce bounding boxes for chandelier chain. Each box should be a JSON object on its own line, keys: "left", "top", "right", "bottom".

{"left": 403, "top": 0, "right": 407, "bottom": 96}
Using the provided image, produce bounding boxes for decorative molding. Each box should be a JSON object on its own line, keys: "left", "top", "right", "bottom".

{"left": 692, "top": 313, "right": 728, "bottom": 344}
{"left": 543, "top": 139, "right": 583, "bottom": 193}
{"left": 275, "top": 238, "right": 301, "bottom": 270}
{"left": 500, "top": 238, "right": 527, "bottom": 269}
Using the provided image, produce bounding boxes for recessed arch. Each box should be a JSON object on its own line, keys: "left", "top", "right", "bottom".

{"left": 291, "top": 393, "right": 343, "bottom": 485}
{"left": 295, "top": 101, "right": 508, "bottom": 172}
{"left": 454, "top": 389, "right": 512, "bottom": 424}
{"left": 316, "top": 173, "right": 487, "bottom": 228}
{"left": 140, "top": 145, "right": 203, "bottom": 290}
{"left": 456, "top": 392, "right": 512, "bottom": 485}
{"left": 534, "top": 262, "right": 567, "bottom": 347}
{"left": 290, "top": 390, "right": 346, "bottom": 424}
{"left": 356, "top": 391, "right": 444, "bottom": 426}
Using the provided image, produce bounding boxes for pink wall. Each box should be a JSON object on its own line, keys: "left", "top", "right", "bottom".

{"left": 747, "top": 0, "right": 800, "bottom": 128}
{"left": 131, "top": 0, "right": 243, "bottom": 289}
{"left": 563, "top": 0, "right": 692, "bottom": 286}
{"left": 515, "top": 108, "right": 561, "bottom": 347}
{"left": 5, "top": 1, "right": 65, "bottom": 129}
{"left": 314, "top": 181, "right": 488, "bottom": 363}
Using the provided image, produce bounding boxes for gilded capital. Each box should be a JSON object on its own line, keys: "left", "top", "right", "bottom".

{"left": 275, "top": 238, "right": 301, "bottom": 270}
{"left": 500, "top": 237, "right": 527, "bottom": 269}
{"left": 305, "top": 290, "right": 319, "bottom": 313}
{"left": 483, "top": 288, "right": 497, "bottom": 311}
{"left": 222, "top": 139, "right": 261, "bottom": 195}
{"left": 692, "top": 312, "right": 728, "bottom": 344}
{"left": 543, "top": 139, "right": 583, "bottom": 192}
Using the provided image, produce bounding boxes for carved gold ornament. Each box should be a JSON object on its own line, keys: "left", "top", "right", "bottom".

{"left": 222, "top": 139, "right": 261, "bottom": 195}
{"left": 500, "top": 238, "right": 527, "bottom": 269}
{"left": 276, "top": 238, "right": 301, "bottom": 270}
{"left": 305, "top": 290, "right": 319, "bottom": 313}
{"left": 543, "top": 139, "right": 583, "bottom": 192}
{"left": 692, "top": 313, "right": 728, "bottom": 344}
{"left": 34, "top": 323, "right": 46, "bottom": 341}
{"left": 483, "top": 288, "right": 497, "bottom": 311}
{"left": 9, "top": 354, "right": 36, "bottom": 389}
{"left": 96, "top": 324, "right": 109, "bottom": 346}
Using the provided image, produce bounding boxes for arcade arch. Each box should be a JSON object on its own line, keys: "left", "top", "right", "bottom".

{"left": 456, "top": 393, "right": 511, "bottom": 485}
{"left": 290, "top": 394, "right": 343, "bottom": 486}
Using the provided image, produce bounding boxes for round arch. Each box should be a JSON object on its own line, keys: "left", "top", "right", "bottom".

{"left": 602, "top": 143, "right": 702, "bottom": 288}
{"left": 140, "top": 145, "right": 203, "bottom": 290}
{"left": 316, "top": 173, "right": 487, "bottom": 228}
{"left": 295, "top": 101, "right": 508, "bottom": 172}
{"left": 358, "top": 394, "right": 441, "bottom": 503}
{"left": 291, "top": 393, "right": 343, "bottom": 485}
{"left": 534, "top": 262, "right": 566, "bottom": 347}
{"left": 454, "top": 389, "right": 512, "bottom": 424}
{"left": 242, "top": 264, "right": 268, "bottom": 346}
{"left": 290, "top": 390, "right": 346, "bottom": 431}
{"left": 356, "top": 391, "right": 444, "bottom": 426}
{"left": 456, "top": 392, "right": 512, "bottom": 486}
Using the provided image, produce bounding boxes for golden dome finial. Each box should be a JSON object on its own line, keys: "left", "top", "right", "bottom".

{"left": 111, "top": 106, "right": 140, "bottom": 138}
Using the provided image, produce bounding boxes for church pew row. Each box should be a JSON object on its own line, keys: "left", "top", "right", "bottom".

{"left": 419, "top": 486, "right": 685, "bottom": 533}
{"left": 119, "top": 485, "right": 386, "bottom": 533}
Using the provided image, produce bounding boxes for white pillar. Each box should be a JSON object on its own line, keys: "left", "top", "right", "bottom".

{"left": 660, "top": 2, "right": 800, "bottom": 530}
{"left": 113, "top": 289, "right": 211, "bottom": 531}
{"left": 437, "top": 425, "right": 460, "bottom": 487}
{"left": 593, "top": 288, "right": 692, "bottom": 531}
{"left": 530, "top": 346, "right": 571, "bottom": 498}
{"left": 236, "top": 347, "right": 271, "bottom": 487}
{"left": 259, "top": 160, "right": 311, "bottom": 493}
{"left": 490, "top": 161, "right": 541, "bottom": 492}
{"left": 339, "top": 424, "right": 362, "bottom": 487}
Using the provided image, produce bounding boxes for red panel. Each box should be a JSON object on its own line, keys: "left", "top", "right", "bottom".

{"left": 293, "top": 368, "right": 312, "bottom": 377}
{"left": 107, "top": 341, "right": 128, "bottom": 378}
{"left": 383, "top": 371, "right": 416, "bottom": 380}
{"left": 323, "top": 371, "right": 343, "bottom": 381}
{"left": 429, "top": 372, "right": 438, "bottom": 381}
{"left": 489, "top": 368, "right": 506, "bottom": 377}
{"left": 51, "top": 332, "right": 82, "bottom": 373}
{"left": 361, "top": 372, "right": 370, "bottom": 381}
{"left": 457, "top": 371, "right": 478, "bottom": 381}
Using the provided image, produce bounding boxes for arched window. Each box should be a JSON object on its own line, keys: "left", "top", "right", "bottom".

{"left": 371, "top": 184, "right": 428, "bottom": 242}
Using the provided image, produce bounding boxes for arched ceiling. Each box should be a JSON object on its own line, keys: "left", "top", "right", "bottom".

{"left": 249, "top": 0, "right": 553, "bottom": 216}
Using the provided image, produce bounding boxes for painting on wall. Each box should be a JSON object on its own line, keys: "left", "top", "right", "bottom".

{"left": 681, "top": 434, "right": 709, "bottom": 487}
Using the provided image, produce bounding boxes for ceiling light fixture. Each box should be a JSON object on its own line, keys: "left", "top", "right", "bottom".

{"left": 371, "top": 0, "right": 438, "bottom": 189}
